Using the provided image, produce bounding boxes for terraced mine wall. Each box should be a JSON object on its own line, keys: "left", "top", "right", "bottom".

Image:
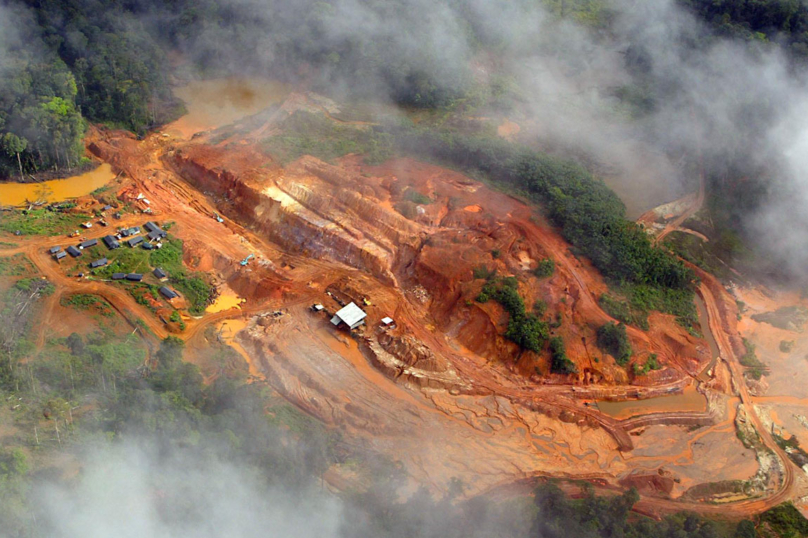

{"left": 167, "top": 149, "right": 418, "bottom": 284}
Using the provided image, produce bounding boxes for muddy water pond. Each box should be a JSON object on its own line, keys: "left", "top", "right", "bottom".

{"left": 0, "top": 163, "right": 115, "bottom": 207}
{"left": 597, "top": 385, "right": 707, "bottom": 420}
{"left": 206, "top": 287, "right": 245, "bottom": 313}
{"left": 167, "top": 78, "right": 291, "bottom": 138}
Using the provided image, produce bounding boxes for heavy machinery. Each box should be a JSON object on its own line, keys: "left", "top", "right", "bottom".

{"left": 240, "top": 254, "right": 254, "bottom": 266}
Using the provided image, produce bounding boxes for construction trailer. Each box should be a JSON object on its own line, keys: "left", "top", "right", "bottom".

{"left": 330, "top": 302, "right": 367, "bottom": 330}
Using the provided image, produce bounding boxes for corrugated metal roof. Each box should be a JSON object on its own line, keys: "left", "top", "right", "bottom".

{"left": 333, "top": 302, "right": 367, "bottom": 328}
{"left": 159, "top": 286, "right": 178, "bottom": 299}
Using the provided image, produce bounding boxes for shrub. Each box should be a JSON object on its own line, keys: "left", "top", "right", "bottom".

{"left": 533, "top": 258, "right": 555, "bottom": 278}
{"left": 404, "top": 189, "right": 432, "bottom": 205}
{"left": 533, "top": 299, "right": 547, "bottom": 316}
{"left": 549, "top": 337, "right": 576, "bottom": 374}
{"left": 780, "top": 340, "right": 795, "bottom": 353}
{"left": 596, "top": 322, "right": 632, "bottom": 365}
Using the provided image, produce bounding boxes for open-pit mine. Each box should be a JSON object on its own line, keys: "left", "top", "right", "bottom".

{"left": 3, "top": 81, "right": 808, "bottom": 521}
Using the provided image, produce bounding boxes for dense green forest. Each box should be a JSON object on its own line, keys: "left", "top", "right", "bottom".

{"left": 681, "top": 0, "right": 808, "bottom": 56}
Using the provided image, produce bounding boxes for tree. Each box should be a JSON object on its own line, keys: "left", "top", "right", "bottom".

{"left": 734, "top": 520, "right": 756, "bottom": 538}
{"left": 1, "top": 133, "right": 27, "bottom": 180}
{"left": 596, "top": 322, "right": 632, "bottom": 365}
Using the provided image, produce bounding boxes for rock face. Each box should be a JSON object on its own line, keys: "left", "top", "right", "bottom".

{"left": 168, "top": 147, "right": 426, "bottom": 286}
{"left": 378, "top": 332, "right": 447, "bottom": 373}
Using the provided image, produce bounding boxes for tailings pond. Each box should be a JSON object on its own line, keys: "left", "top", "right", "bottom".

{"left": 0, "top": 163, "right": 116, "bottom": 207}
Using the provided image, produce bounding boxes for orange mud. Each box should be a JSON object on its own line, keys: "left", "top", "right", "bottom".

{"left": 206, "top": 286, "right": 245, "bottom": 313}
{"left": 0, "top": 163, "right": 115, "bottom": 207}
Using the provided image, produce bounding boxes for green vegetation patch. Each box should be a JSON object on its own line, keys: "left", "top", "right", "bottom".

{"left": 596, "top": 322, "right": 632, "bottom": 365}
{"left": 633, "top": 354, "right": 661, "bottom": 376}
{"left": 759, "top": 502, "right": 808, "bottom": 538}
{"left": 0, "top": 278, "right": 53, "bottom": 386}
{"left": 90, "top": 235, "right": 212, "bottom": 315}
{"left": 663, "top": 230, "right": 734, "bottom": 281}
{"left": 149, "top": 238, "right": 212, "bottom": 315}
{"left": 403, "top": 188, "right": 432, "bottom": 205}
{"left": 599, "top": 293, "right": 648, "bottom": 330}
{"left": 0, "top": 254, "right": 36, "bottom": 277}
{"left": 0, "top": 209, "right": 89, "bottom": 236}
{"left": 739, "top": 338, "right": 769, "bottom": 380}
{"left": 91, "top": 242, "right": 154, "bottom": 278}
{"left": 35, "top": 331, "right": 146, "bottom": 397}
{"left": 533, "top": 258, "right": 555, "bottom": 278}
{"left": 60, "top": 294, "right": 114, "bottom": 317}
{"left": 476, "top": 274, "right": 549, "bottom": 354}
{"left": 262, "top": 111, "right": 393, "bottom": 165}
{"left": 549, "top": 337, "right": 576, "bottom": 374}
{"left": 599, "top": 283, "right": 697, "bottom": 332}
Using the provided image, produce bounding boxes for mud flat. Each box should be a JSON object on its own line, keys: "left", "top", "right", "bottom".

{"left": 0, "top": 163, "right": 115, "bottom": 206}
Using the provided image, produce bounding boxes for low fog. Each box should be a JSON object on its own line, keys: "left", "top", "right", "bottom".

{"left": 33, "top": 441, "right": 342, "bottom": 538}
{"left": 164, "top": 0, "right": 808, "bottom": 277}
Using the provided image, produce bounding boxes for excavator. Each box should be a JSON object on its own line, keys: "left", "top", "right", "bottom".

{"left": 240, "top": 254, "right": 254, "bottom": 266}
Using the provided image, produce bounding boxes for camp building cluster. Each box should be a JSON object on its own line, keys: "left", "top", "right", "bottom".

{"left": 47, "top": 220, "right": 179, "bottom": 300}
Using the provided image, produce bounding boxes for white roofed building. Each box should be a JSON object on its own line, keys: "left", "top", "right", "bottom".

{"left": 330, "top": 302, "right": 367, "bottom": 330}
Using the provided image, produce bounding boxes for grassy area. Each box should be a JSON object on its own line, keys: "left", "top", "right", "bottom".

{"left": 0, "top": 254, "right": 36, "bottom": 277}
{"left": 0, "top": 208, "right": 89, "bottom": 236}
{"left": 148, "top": 238, "right": 212, "bottom": 315}
{"left": 90, "top": 244, "right": 154, "bottom": 278}
{"left": 87, "top": 234, "right": 213, "bottom": 315}
{"left": 599, "top": 283, "right": 698, "bottom": 333}
{"left": 60, "top": 294, "right": 114, "bottom": 317}
{"left": 261, "top": 111, "right": 393, "bottom": 165}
